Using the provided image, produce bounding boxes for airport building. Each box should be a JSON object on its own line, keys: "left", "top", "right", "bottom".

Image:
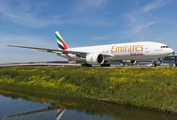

{"left": 162, "top": 52, "right": 177, "bottom": 66}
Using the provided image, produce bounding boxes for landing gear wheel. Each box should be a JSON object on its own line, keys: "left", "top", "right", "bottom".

{"left": 154, "top": 64, "right": 157, "bottom": 67}
{"left": 82, "top": 63, "right": 92, "bottom": 67}
{"left": 101, "top": 64, "right": 110, "bottom": 67}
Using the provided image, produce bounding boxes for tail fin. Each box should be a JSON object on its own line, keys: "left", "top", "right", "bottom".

{"left": 55, "top": 31, "right": 68, "bottom": 50}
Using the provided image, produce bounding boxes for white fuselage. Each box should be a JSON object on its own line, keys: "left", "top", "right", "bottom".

{"left": 59, "top": 41, "right": 173, "bottom": 61}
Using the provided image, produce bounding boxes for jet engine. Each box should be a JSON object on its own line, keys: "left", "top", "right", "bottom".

{"left": 119, "top": 60, "right": 136, "bottom": 66}
{"left": 86, "top": 53, "right": 104, "bottom": 65}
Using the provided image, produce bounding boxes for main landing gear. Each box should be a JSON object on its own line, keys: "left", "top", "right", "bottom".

{"left": 100, "top": 61, "right": 111, "bottom": 67}
{"left": 100, "top": 64, "right": 110, "bottom": 67}
{"left": 82, "top": 63, "right": 92, "bottom": 67}
{"left": 81, "top": 63, "right": 110, "bottom": 67}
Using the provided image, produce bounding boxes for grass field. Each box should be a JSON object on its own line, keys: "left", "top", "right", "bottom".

{"left": 0, "top": 67, "right": 177, "bottom": 113}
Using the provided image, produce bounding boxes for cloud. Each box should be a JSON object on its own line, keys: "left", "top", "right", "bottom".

{"left": 0, "top": 33, "right": 56, "bottom": 49}
{"left": 74, "top": 0, "right": 107, "bottom": 12}
{"left": 0, "top": 0, "right": 61, "bottom": 28}
{"left": 92, "top": 36, "right": 108, "bottom": 40}
{"left": 142, "top": 0, "right": 162, "bottom": 12}
{"left": 0, "top": 0, "right": 110, "bottom": 28}
{"left": 142, "top": 0, "right": 171, "bottom": 12}
{"left": 124, "top": 0, "right": 171, "bottom": 33}
{"left": 134, "top": 22, "right": 155, "bottom": 33}
{"left": 125, "top": 12, "right": 156, "bottom": 33}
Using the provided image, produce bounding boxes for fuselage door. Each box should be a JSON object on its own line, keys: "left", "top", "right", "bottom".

{"left": 145, "top": 45, "right": 150, "bottom": 52}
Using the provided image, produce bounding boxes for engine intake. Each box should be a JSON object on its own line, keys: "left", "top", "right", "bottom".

{"left": 86, "top": 53, "right": 104, "bottom": 65}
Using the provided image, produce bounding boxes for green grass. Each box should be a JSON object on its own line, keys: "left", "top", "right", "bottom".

{"left": 0, "top": 67, "right": 177, "bottom": 113}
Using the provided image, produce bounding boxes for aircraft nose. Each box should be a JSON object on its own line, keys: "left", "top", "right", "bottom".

{"left": 169, "top": 48, "right": 174, "bottom": 54}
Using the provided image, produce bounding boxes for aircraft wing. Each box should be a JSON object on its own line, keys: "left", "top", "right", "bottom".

{"left": 8, "top": 45, "right": 114, "bottom": 58}
{"left": 8, "top": 45, "right": 87, "bottom": 54}
{"left": 101, "top": 53, "right": 114, "bottom": 57}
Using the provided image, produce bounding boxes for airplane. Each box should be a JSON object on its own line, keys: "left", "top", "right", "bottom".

{"left": 8, "top": 31, "right": 174, "bottom": 67}
{"left": 8, "top": 106, "right": 65, "bottom": 120}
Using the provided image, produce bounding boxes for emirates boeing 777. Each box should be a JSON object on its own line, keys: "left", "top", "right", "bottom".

{"left": 8, "top": 31, "right": 173, "bottom": 67}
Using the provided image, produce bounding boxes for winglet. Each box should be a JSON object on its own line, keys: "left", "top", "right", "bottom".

{"left": 55, "top": 31, "right": 68, "bottom": 50}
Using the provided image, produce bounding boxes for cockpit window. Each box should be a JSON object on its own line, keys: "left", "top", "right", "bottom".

{"left": 161, "top": 46, "right": 169, "bottom": 48}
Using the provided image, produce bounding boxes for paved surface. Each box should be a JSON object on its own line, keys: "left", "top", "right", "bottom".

{"left": 0, "top": 63, "right": 173, "bottom": 68}
{"left": 0, "top": 63, "right": 81, "bottom": 67}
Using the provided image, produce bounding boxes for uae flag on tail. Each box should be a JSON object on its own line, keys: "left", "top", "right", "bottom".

{"left": 55, "top": 31, "right": 68, "bottom": 50}
{"left": 56, "top": 109, "right": 65, "bottom": 120}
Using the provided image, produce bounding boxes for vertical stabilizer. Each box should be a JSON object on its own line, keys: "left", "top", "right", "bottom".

{"left": 55, "top": 31, "right": 68, "bottom": 50}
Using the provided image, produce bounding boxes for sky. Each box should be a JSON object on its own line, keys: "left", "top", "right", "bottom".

{"left": 0, "top": 0, "right": 177, "bottom": 64}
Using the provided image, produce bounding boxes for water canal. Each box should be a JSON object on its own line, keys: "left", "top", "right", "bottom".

{"left": 0, "top": 88, "right": 177, "bottom": 120}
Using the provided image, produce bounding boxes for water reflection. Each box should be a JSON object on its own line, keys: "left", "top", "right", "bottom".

{"left": 8, "top": 106, "right": 65, "bottom": 120}
{"left": 56, "top": 109, "right": 65, "bottom": 120}
{"left": 0, "top": 87, "right": 177, "bottom": 120}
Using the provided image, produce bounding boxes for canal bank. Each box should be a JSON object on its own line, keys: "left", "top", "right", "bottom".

{"left": 0, "top": 67, "right": 177, "bottom": 114}
{"left": 0, "top": 87, "right": 177, "bottom": 120}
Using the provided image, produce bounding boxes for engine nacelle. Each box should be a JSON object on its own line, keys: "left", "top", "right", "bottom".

{"left": 119, "top": 60, "right": 136, "bottom": 66}
{"left": 86, "top": 53, "right": 104, "bottom": 65}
